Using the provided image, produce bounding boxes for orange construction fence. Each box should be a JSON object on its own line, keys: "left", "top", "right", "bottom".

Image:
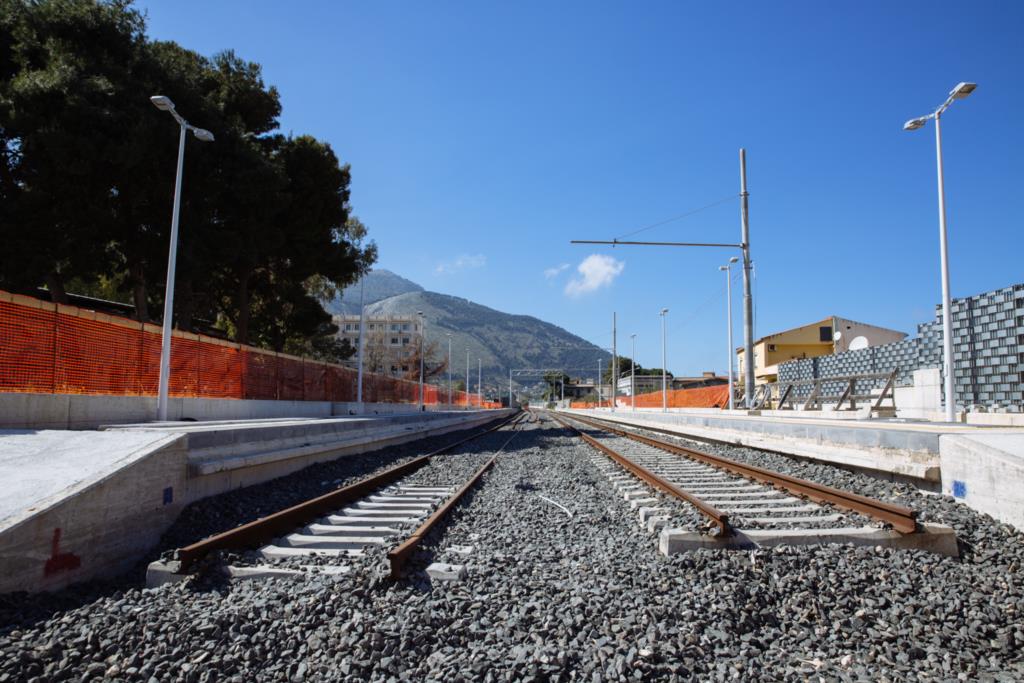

{"left": 0, "top": 290, "right": 499, "bottom": 407}
{"left": 569, "top": 385, "right": 729, "bottom": 410}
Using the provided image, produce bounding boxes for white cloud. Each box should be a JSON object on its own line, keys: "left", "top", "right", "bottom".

{"left": 544, "top": 263, "right": 570, "bottom": 279}
{"left": 435, "top": 253, "right": 486, "bottom": 275}
{"left": 564, "top": 254, "right": 625, "bottom": 297}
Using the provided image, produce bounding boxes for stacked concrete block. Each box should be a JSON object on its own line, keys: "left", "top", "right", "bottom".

{"left": 778, "top": 282, "right": 1024, "bottom": 411}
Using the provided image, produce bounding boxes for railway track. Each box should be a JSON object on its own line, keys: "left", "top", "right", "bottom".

{"left": 549, "top": 411, "right": 959, "bottom": 556}
{"left": 149, "top": 411, "right": 529, "bottom": 585}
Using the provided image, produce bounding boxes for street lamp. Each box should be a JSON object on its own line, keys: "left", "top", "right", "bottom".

{"left": 904, "top": 81, "right": 976, "bottom": 423}
{"left": 659, "top": 308, "right": 669, "bottom": 412}
{"left": 720, "top": 256, "right": 739, "bottom": 410}
{"left": 356, "top": 272, "right": 366, "bottom": 414}
{"left": 150, "top": 95, "right": 214, "bottom": 422}
{"left": 630, "top": 334, "right": 637, "bottom": 411}
{"left": 417, "top": 311, "right": 425, "bottom": 409}
{"left": 446, "top": 333, "right": 452, "bottom": 408}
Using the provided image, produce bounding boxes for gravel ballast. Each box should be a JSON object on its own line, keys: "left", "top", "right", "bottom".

{"left": 2, "top": 411, "right": 1023, "bottom": 682}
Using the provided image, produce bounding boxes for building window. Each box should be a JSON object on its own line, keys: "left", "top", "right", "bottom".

{"left": 819, "top": 326, "right": 833, "bottom": 342}
{"left": 402, "top": 323, "right": 410, "bottom": 331}
{"left": 391, "top": 324, "right": 399, "bottom": 332}
{"left": 402, "top": 337, "right": 410, "bottom": 345}
{"left": 391, "top": 338, "right": 399, "bottom": 345}
{"left": 767, "top": 344, "right": 777, "bottom": 352}
{"left": 402, "top": 365, "right": 409, "bottom": 372}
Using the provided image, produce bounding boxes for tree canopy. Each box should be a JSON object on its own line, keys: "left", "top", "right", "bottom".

{"left": 0, "top": 0, "right": 375, "bottom": 359}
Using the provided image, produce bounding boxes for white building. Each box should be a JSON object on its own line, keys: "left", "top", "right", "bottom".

{"left": 335, "top": 315, "right": 423, "bottom": 379}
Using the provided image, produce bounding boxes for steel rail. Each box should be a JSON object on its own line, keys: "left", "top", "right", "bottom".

{"left": 564, "top": 412, "right": 919, "bottom": 534}
{"left": 551, "top": 414, "right": 732, "bottom": 536}
{"left": 175, "top": 411, "right": 523, "bottom": 573}
{"left": 387, "top": 424, "right": 524, "bottom": 578}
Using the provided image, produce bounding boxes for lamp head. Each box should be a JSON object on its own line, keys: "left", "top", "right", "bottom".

{"left": 729, "top": 256, "right": 739, "bottom": 264}
{"left": 191, "top": 127, "right": 215, "bottom": 142}
{"left": 660, "top": 308, "right": 669, "bottom": 315}
{"left": 150, "top": 95, "right": 175, "bottom": 111}
{"left": 719, "top": 266, "right": 728, "bottom": 271}
{"left": 903, "top": 117, "right": 928, "bottom": 131}
{"left": 950, "top": 82, "right": 976, "bottom": 99}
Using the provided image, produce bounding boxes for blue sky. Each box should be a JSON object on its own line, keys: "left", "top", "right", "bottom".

{"left": 138, "top": 1, "right": 1024, "bottom": 377}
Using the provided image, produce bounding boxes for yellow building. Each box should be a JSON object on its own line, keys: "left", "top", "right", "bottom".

{"left": 736, "top": 316, "right": 907, "bottom": 385}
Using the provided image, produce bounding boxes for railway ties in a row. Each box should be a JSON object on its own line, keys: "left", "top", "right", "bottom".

{"left": 148, "top": 411, "right": 528, "bottom": 587}
{"left": 551, "top": 411, "right": 960, "bottom": 557}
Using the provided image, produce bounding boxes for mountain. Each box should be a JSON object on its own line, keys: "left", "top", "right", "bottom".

{"left": 330, "top": 271, "right": 611, "bottom": 393}
{"left": 328, "top": 269, "right": 423, "bottom": 315}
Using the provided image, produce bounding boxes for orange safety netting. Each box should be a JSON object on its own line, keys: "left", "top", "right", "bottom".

{"left": 569, "top": 385, "right": 729, "bottom": 410}
{"left": 0, "top": 291, "right": 498, "bottom": 407}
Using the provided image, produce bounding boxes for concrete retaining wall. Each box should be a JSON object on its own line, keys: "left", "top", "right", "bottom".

{"left": 0, "top": 392, "right": 466, "bottom": 430}
{"left": 940, "top": 433, "right": 1024, "bottom": 530}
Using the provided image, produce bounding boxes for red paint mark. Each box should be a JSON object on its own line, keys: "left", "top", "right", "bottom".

{"left": 43, "top": 528, "right": 81, "bottom": 577}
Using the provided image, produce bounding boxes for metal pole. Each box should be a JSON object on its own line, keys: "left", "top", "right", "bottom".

{"left": 418, "top": 315, "right": 425, "bottom": 409}
{"left": 466, "top": 349, "right": 470, "bottom": 410}
{"left": 509, "top": 368, "right": 512, "bottom": 407}
{"left": 630, "top": 334, "right": 636, "bottom": 411}
{"left": 934, "top": 114, "right": 956, "bottom": 422}
{"left": 725, "top": 264, "right": 735, "bottom": 411}
{"left": 660, "top": 309, "right": 668, "bottom": 412}
{"left": 478, "top": 358, "right": 482, "bottom": 408}
{"left": 356, "top": 275, "right": 366, "bottom": 413}
{"left": 598, "top": 358, "right": 603, "bottom": 407}
{"left": 156, "top": 123, "right": 187, "bottom": 422}
{"left": 611, "top": 312, "right": 617, "bottom": 412}
{"left": 739, "top": 149, "right": 755, "bottom": 409}
{"left": 447, "top": 335, "right": 452, "bottom": 409}
{"left": 560, "top": 375, "right": 564, "bottom": 402}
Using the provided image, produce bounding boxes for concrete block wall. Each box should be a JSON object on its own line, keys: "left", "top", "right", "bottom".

{"left": 779, "top": 282, "right": 1024, "bottom": 410}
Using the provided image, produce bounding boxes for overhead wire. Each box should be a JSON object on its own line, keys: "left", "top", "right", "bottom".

{"left": 614, "top": 194, "right": 740, "bottom": 240}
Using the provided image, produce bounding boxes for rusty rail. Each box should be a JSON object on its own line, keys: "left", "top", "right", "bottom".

{"left": 563, "top": 412, "right": 919, "bottom": 534}
{"left": 551, "top": 414, "right": 732, "bottom": 536}
{"left": 175, "top": 410, "right": 522, "bottom": 573}
{"left": 387, "top": 424, "right": 524, "bottom": 578}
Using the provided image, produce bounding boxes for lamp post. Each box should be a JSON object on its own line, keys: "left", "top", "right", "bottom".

{"left": 719, "top": 256, "right": 739, "bottom": 410}
{"left": 150, "top": 95, "right": 214, "bottom": 422}
{"left": 660, "top": 308, "right": 669, "bottom": 412}
{"left": 446, "top": 333, "right": 452, "bottom": 408}
{"left": 356, "top": 273, "right": 366, "bottom": 413}
{"left": 630, "top": 334, "right": 637, "bottom": 411}
{"left": 466, "top": 349, "right": 470, "bottom": 409}
{"left": 598, "top": 358, "right": 603, "bottom": 407}
{"left": 417, "top": 311, "right": 425, "bottom": 409}
{"left": 904, "top": 81, "right": 976, "bottom": 423}
{"left": 477, "top": 358, "right": 482, "bottom": 408}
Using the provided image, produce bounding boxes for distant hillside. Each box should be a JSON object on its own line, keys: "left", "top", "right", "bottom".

{"left": 330, "top": 275, "right": 611, "bottom": 394}
{"left": 365, "top": 291, "right": 611, "bottom": 392}
{"left": 328, "top": 269, "right": 423, "bottom": 315}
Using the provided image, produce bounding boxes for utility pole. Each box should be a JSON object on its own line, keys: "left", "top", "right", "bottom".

{"left": 356, "top": 274, "right": 365, "bottom": 414}
{"left": 417, "top": 311, "right": 425, "bottom": 410}
{"left": 508, "top": 368, "right": 513, "bottom": 407}
{"left": 611, "top": 312, "right": 617, "bottom": 412}
{"left": 598, "top": 358, "right": 603, "bottom": 407}
{"left": 630, "top": 334, "right": 637, "bottom": 411}
{"left": 739, "top": 149, "right": 755, "bottom": 408}
{"left": 660, "top": 308, "right": 669, "bottom": 412}
{"left": 446, "top": 333, "right": 452, "bottom": 409}
{"left": 478, "top": 358, "right": 482, "bottom": 408}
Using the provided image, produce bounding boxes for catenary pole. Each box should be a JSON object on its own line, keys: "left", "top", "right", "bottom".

{"left": 739, "top": 149, "right": 755, "bottom": 408}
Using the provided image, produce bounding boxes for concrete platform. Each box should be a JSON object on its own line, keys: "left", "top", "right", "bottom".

{"left": 0, "top": 409, "right": 512, "bottom": 593}
{"left": 109, "top": 409, "right": 512, "bottom": 503}
{"left": 0, "top": 430, "right": 187, "bottom": 593}
{"left": 562, "top": 408, "right": 986, "bottom": 484}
